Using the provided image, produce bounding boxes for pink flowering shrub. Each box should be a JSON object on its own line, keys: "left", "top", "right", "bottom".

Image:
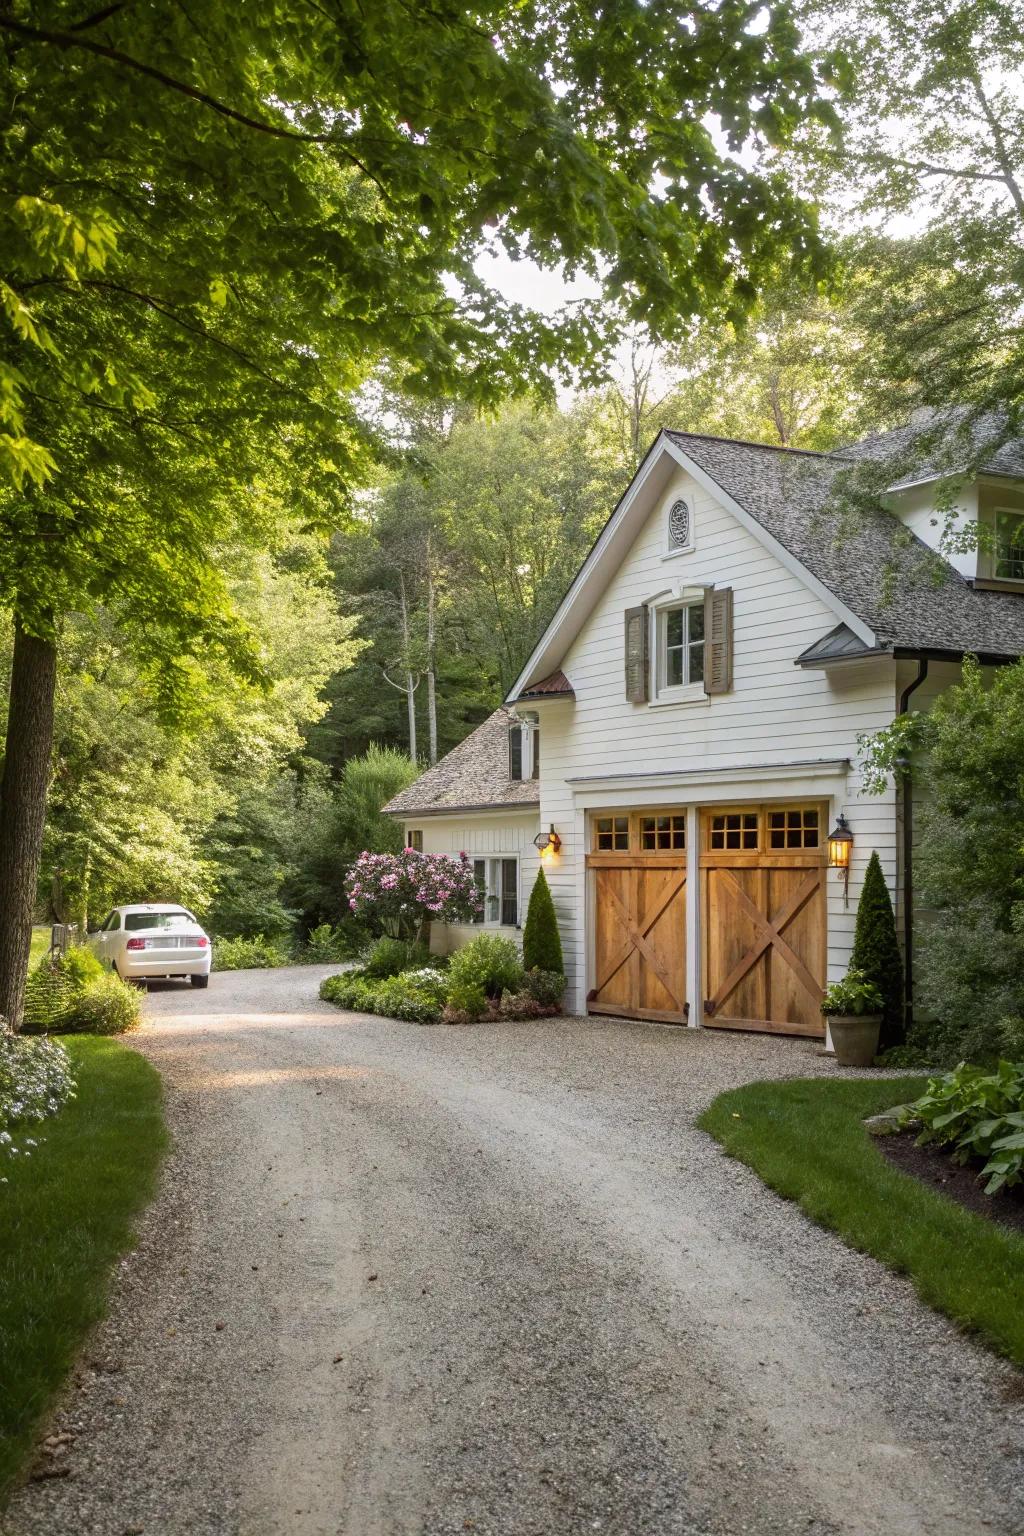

{"left": 345, "top": 849, "right": 481, "bottom": 938}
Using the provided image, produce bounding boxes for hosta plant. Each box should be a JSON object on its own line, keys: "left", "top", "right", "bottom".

{"left": 903, "top": 1059, "right": 1024, "bottom": 1194}
{"left": 821, "top": 968, "right": 884, "bottom": 1017}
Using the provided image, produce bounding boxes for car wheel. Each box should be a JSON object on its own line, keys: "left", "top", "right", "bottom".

{"left": 190, "top": 973, "right": 210, "bottom": 989}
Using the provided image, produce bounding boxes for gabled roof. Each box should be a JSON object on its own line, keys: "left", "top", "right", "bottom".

{"left": 508, "top": 418, "right": 1024, "bottom": 699}
{"left": 383, "top": 706, "right": 540, "bottom": 818}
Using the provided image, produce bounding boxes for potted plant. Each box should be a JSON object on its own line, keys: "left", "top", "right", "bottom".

{"left": 821, "top": 967, "right": 884, "bottom": 1067}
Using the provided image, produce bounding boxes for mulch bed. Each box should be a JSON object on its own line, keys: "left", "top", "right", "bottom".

{"left": 879, "top": 1133, "right": 1024, "bottom": 1235}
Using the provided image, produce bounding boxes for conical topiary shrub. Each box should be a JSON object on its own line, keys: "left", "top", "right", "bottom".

{"left": 522, "top": 866, "right": 564, "bottom": 975}
{"left": 850, "top": 849, "right": 905, "bottom": 1049}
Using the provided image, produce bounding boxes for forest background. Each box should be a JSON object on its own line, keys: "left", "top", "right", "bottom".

{"left": 3, "top": 0, "right": 1022, "bottom": 956}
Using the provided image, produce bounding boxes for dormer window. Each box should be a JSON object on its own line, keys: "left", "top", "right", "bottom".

{"left": 995, "top": 509, "right": 1024, "bottom": 580}
{"left": 509, "top": 716, "right": 540, "bottom": 781}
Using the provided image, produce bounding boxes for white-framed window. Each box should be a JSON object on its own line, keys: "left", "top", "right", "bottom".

{"left": 994, "top": 507, "right": 1024, "bottom": 581}
{"left": 653, "top": 597, "right": 705, "bottom": 701}
{"left": 406, "top": 829, "right": 423, "bottom": 852}
{"left": 472, "top": 856, "right": 519, "bottom": 926}
{"left": 508, "top": 716, "right": 540, "bottom": 781}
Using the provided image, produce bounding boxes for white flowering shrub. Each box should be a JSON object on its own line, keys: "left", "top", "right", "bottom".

{"left": 0, "top": 1024, "right": 76, "bottom": 1167}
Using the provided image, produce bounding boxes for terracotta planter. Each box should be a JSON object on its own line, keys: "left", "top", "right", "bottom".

{"left": 826, "top": 1012, "right": 882, "bottom": 1068}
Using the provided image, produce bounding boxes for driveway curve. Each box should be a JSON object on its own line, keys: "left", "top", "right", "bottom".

{"left": 4, "top": 966, "right": 1023, "bottom": 1536}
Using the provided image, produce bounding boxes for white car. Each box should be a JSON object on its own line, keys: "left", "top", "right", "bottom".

{"left": 90, "top": 904, "right": 212, "bottom": 987}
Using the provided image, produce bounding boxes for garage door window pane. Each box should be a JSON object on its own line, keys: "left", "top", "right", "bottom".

{"left": 640, "top": 814, "right": 686, "bottom": 850}
{"left": 711, "top": 812, "right": 758, "bottom": 850}
{"left": 595, "top": 816, "right": 629, "bottom": 850}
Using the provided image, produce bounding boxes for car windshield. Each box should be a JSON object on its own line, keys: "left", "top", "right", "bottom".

{"left": 123, "top": 911, "right": 194, "bottom": 932}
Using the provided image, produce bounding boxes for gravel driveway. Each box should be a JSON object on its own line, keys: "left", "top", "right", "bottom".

{"left": 4, "top": 967, "right": 1023, "bottom": 1536}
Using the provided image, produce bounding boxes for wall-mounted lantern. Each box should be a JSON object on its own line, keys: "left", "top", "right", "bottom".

{"left": 827, "top": 813, "right": 854, "bottom": 904}
{"left": 533, "top": 824, "right": 561, "bottom": 858}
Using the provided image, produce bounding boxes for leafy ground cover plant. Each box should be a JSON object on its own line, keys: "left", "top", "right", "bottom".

{"left": 821, "top": 968, "right": 884, "bottom": 1016}
{"left": 320, "top": 968, "right": 447, "bottom": 1025}
{"left": 447, "top": 936, "right": 523, "bottom": 999}
{"left": 0, "top": 1027, "right": 76, "bottom": 1165}
{"left": 700, "top": 1075, "right": 1024, "bottom": 1368}
{"left": 0, "top": 1038, "right": 165, "bottom": 1500}
{"left": 902, "top": 1060, "right": 1024, "bottom": 1195}
{"left": 212, "top": 934, "right": 290, "bottom": 971}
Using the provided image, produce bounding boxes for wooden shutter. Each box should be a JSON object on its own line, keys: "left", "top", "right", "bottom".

{"left": 705, "top": 587, "right": 733, "bottom": 695}
{"left": 624, "top": 605, "right": 649, "bottom": 702}
{"left": 508, "top": 723, "right": 523, "bottom": 780}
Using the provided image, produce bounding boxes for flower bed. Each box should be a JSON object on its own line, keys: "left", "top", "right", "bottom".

{"left": 320, "top": 934, "right": 565, "bottom": 1026}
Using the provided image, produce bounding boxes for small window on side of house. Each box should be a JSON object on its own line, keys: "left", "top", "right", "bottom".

{"left": 472, "top": 857, "right": 519, "bottom": 925}
{"left": 667, "top": 498, "right": 691, "bottom": 551}
{"left": 406, "top": 829, "right": 423, "bottom": 852}
{"left": 994, "top": 509, "right": 1024, "bottom": 580}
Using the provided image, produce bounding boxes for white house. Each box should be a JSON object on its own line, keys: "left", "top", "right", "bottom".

{"left": 385, "top": 415, "right": 1024, "bottom": 1040}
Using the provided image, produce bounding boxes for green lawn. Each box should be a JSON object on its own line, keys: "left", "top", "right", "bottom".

{"left": 27, "top": 927, "right": 50, "bottom": 972}
{"left": 0, "top": 1036, "right": 166, "bottom": 1503}
{"left": 699, "top": 1076, "right": 1024, "bottom": 1368}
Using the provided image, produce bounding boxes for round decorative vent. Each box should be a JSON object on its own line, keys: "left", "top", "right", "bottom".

{"left": 668, "top": 498, "right": 691, "bottom": 549}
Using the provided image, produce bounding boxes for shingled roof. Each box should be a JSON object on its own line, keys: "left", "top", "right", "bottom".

{"left": 383, "top": 706, "right": 540, "bottom": 817}
{"left": 666, "top": 426, "right": 1024, "bottom": 659}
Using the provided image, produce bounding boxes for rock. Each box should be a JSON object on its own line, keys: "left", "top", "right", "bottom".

{"left": 863, "top": 1108, "right": 915, "bottom": 1137}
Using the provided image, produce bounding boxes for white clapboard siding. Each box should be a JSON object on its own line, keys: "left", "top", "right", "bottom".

{"left": 414, "top": 810, "right": 542, "bottom": 956}
{"left": 535, "top": 465, "right": 901, "bottom": 1010}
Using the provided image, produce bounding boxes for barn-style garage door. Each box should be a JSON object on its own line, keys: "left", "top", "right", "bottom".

{"left": 701, "top": 805, "right": 826, "bottom": 1038}
{"left": 586, "top": 811, "right": 688, "bottom": 1024}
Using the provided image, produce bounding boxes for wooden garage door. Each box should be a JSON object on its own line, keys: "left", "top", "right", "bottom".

{"left": 586, "top": 811, "right": 688, "bottom": 1024}
{"left": 701, "top": 805, "right": 826, "bottom": 1038}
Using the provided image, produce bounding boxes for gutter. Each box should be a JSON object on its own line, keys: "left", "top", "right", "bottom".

{"left": 896, "top": 658, "right": 929, "bottom": 1031}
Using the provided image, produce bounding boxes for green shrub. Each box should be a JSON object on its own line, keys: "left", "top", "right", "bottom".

{"left": 447, "top": 935, "right": 523, "bottom": 999}
{"left": 374, "top": 972, "right": 446, "bottom": 1025}
{"left": 62, "top": 972, "right": 142, "bottom": 1035}
{"left": 497, "top": 990, "right": 545, "bottom": 1019}
{"left": 22, "top": 948, "right": 138, "bottom": 1035}
{"left": 441, "top": 979, "right": 487, "bottom": 1024}
{"left": 522, "top": 968, "right": 566, "bottom": 1008}
{"left": 851, "top": 851, "right": 904, "bottom": 1049}
{"left": 522, "top": 867, "right": 564, "bottom": 974}
{"left": 320, "top": 971, "right": 372, "bottom": 1009}
{"left": 364, "top": 936, "right": 432, "bottom": 978}
{"left": 213, "top": 934, "right": 290, "bottom": 971}
{"left": 903, "top": 1059, "right": 1024, "bottom": 1194}
{"left": 302, "top": 924, "right": 351, "bottom": 964}
{"left": 56, "top": 945, "right": 105, "bottom": 990}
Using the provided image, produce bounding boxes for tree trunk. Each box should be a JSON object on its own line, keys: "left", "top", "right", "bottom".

{"left": 399, "top": 574, "right": 418, "bottom": 763}
{"left": 426, "top": 545, "right": 438, "bottom": 766}
{"left": 0, "top": 621, "right": 57, "bottom": 1029}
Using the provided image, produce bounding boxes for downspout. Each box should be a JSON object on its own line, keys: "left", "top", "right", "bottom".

{"left": 896, "top": 657, "right": 929, "bottom": 1029}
